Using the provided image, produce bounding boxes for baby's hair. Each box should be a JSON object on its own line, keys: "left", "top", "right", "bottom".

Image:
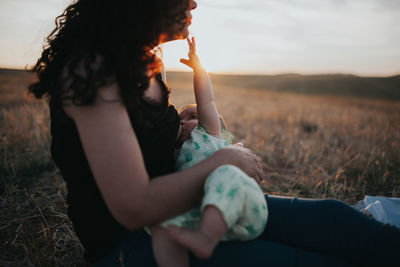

{"left": 179, "top": 104, "right": 227, "bottom": 130}
{"left": 178, "top": 104, "right": 196, "bottom": 113}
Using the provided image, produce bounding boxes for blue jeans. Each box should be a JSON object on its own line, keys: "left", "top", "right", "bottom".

{"left": 94, "top": 195, "right": 400, "bottom": 267}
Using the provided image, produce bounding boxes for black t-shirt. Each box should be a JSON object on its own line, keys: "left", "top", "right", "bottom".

{"left": 49, "top": 76, "right": 180, "bottom": 262}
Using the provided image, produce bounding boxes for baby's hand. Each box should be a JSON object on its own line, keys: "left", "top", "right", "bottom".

{"left": 180, "top": 37, "right": 202, "bottom": 70}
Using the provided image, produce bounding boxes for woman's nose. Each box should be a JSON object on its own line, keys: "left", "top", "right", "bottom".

{"left": 190, "top": 0, "right": 197, "bottom": 10}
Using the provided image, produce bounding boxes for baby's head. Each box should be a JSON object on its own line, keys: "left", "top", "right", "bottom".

{"left": 176, "top": 104, "right": 227, "bottom": 148}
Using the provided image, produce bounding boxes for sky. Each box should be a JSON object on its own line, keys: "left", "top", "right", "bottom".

{"left": 0, "top": 0, "right": 399, "bottom": 76}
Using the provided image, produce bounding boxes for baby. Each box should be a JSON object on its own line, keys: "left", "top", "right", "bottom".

{"left": 150, "top": 37, "right": 268, "bottom": 267}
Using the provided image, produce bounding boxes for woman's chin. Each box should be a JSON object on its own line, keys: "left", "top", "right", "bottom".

{"left": 174, "top": 29, "right": 190, "bottom": 41}
{"left": 161, "top": 27, "right": 190, "bottom": 43}
{"left": 180, "top": 34, "right": 189, "bottom": 40}
{"left": 181, "top": 27, "right": 190, "bottom": 38}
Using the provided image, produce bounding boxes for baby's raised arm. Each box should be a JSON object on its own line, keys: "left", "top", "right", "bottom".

{"left": 180, "top": 37, "right": 221, "bottom": 138}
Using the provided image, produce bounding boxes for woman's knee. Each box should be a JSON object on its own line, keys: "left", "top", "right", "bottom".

{"left": 266, "top": 195, "right": 354, "bottom": 219}
{"left": 296, "top": 198, "right": 357, "bottom": 221}
{"left": 315, "top": 199, "right": 350, "bottom": 211}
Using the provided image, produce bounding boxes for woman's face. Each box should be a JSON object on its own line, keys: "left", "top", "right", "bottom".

{"left": 163, "top": 0, "right": 197, "bottom": 42}
{"left": 182, "top": 0, "right": 197, "bottom": 37}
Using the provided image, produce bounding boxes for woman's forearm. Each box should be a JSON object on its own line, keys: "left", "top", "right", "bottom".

{"left": 125, "top": 150, "right": 231, "bottom": 230}
{"left": 126, "top": 144, "right": 263, "bottom": 230}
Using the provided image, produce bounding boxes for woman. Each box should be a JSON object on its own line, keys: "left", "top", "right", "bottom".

{"left": 29, "top": 0, "right": 399, "bottom": 266}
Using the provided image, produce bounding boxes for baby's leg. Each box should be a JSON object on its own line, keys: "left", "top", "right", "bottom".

{"left": 151, "top": 225, "right": 189, "bottom": 267}
{"left": 168, "top": 205, "right": 228, "bottom": 259}
{"left": 168, "top": 164, "right": 257, "bottom": 259}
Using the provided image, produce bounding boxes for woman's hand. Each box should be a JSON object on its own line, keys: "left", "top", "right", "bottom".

{"left": 213, "top": 145, "right": 264, "bottom": 184}
{"left": 180, "top": 37, "right": 202, "bottom": 70}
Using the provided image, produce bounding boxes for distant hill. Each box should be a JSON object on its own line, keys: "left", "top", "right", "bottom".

{"left": 167, "top": 72, "right": 400, "bottom": 101}
{"left": 1, "top": 68, "right": 399, "bottom": 101}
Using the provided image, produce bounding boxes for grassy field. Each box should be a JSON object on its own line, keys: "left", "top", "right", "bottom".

{"left": 1, "top": 69, "right": 400, "bottom": 265}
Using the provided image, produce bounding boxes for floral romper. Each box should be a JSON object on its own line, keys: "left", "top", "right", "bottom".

{"left": 159, "top": 126, "right": 268, "bottom": 241}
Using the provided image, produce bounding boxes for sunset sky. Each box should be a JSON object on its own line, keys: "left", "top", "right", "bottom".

{"left": 0, "top": 0, "right": 399, "bottom": 76}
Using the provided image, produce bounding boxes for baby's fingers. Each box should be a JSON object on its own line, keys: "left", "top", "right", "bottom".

{"left": 180, "top": 58, "right": 193, "bottom": 68}
{"left": 191, "top": 37, "right": 196, "bottom": 47}
{"left": 186, "top": 37, "right": 194, "bottom": 50}
{"left": 186, "top": 37, "right": 196, "bottom": 54}
{"left": 191, "top": 37, "right": 196, "bottom": 53}
{"left": 180, "top": 58, "right": 190, "bottom": 65}
{"left": 256, "top": 161, "right": 264, "bottom": 183}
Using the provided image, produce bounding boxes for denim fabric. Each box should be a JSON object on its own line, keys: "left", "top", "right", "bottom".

{"left": 94, "top": 194, "right": 400, "bottom": 267}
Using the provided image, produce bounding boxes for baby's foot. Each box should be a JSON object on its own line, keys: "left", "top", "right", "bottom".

{"left": 167, "top": 225, "right": 219, "bottom": 259}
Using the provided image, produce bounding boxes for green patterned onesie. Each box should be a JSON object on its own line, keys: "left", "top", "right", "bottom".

{"left": 160, "top": 126, "right": 268, "bottom": 241}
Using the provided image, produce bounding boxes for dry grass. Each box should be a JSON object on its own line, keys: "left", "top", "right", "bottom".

{"left": 0, "top": 71, "right": 87, "bottom": 266}
{"left": 168, "top": 73, "right": 400, "bottom": 203}
{"left": 1, "top": 70, "right": 399, "bottom": 266}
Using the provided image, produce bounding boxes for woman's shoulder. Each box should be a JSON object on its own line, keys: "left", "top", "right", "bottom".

{"left": 59, "top": 55, "right": 121, "bottom": 118}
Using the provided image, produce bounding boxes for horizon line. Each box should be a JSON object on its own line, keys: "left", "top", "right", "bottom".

{"left": 1, "top": 66, "right": 399, "bottom": 79}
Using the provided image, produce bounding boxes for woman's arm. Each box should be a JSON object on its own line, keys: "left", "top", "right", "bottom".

{"left": 64, "top": 83, "right": 263, "bottom": 231}
{"left": 180, "top": 37, "right": 221, "bottom": 137}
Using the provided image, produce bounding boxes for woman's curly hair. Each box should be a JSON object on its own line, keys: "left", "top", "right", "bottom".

{"left": 28, "top": 0, "right": 190, "bottom": 126}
